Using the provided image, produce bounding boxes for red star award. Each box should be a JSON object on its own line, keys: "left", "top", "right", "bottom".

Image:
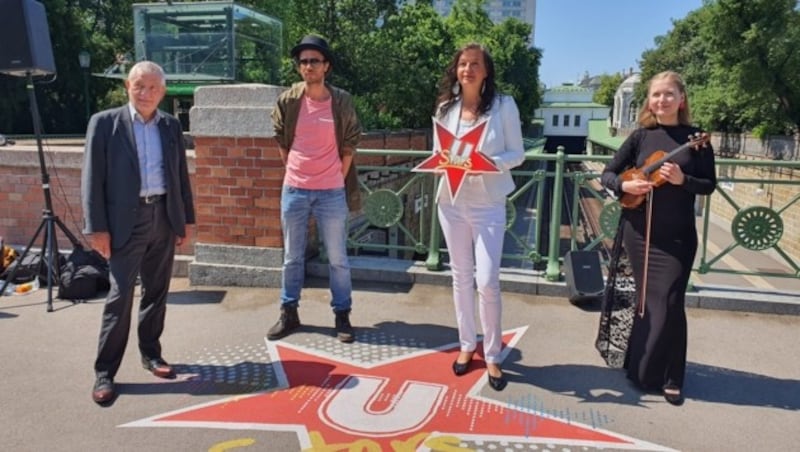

{"left": 413, "top": 117, "right": 500, "bottom": 203}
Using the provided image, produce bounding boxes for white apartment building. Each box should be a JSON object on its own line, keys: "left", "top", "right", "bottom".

{"left": 432, "top": 0, "right": 536, "bottom": 45}
{"left": 534, "top": 84, "right": 611, "bottom": 153}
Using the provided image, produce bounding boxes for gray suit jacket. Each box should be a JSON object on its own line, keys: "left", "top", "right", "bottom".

{"left": 81, "top": 106, "right": 195, "bottom": 249}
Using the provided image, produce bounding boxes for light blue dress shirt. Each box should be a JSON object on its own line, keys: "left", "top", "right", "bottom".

{"left": 128, "top": 104, "right": 167, "bottom": 197}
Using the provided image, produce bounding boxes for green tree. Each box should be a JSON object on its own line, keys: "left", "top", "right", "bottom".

{"left": 0, "top": 0, "right": 134, "bottom": 134}
{"left": 364, "top": 1, "right": 452, "bottom": 129}
{"left": 639, "top": 0, "right": 799, "bottom": 135}
{"left": 487, "top": 19, "right": 541, "bottom": 125}
{"left": 444, "top": 0, "right": 494, "bottom": 42}
{"left": 593, "top": 73, "right": 624, "bottom": 106}
{"left": 703, "top": 0, "right": 800, "bottom": 135}
{"left": 0, "top": 0, "right": 542, "bottom": 135}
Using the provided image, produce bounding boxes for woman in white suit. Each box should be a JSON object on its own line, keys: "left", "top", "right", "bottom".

{"left": 434, "top": 43, "right": 525, "bottom": 391}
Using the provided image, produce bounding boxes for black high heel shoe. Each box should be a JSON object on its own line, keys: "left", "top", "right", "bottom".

{"left": 452, "top": 360, "right": 469, "bottom": 376}
{"left": 663, "top": 384, "right": 684, "bottom": 406}
{"left": 487, "top": 372, "right": 507, "bottom": 391}
{"left": 452, "top": 352, "right": 474, "bottom": 376}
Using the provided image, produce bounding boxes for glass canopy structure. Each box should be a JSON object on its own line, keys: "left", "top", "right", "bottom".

{"left": 132, "top": 1, "right": 282, "bottom": 85}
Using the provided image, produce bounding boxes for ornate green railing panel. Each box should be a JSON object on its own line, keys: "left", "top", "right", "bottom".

{"left": 697, "top": 160, "right": 800, "bottom": 278}
{"left": 348, "top": 150, "right": 436, "bottom": 260}
{"left": 345, "top": 147, "right": 800, "bottom": 282}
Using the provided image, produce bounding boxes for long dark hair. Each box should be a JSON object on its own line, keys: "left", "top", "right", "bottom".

{"left": 435, "top": 43, "right": 497, "bottom": 118}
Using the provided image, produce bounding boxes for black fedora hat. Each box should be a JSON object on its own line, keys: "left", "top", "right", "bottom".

{"left": 290, "top": 35, "right": 333, "bottom": 63}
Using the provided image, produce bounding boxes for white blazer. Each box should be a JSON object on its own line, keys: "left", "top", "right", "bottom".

{"left": 433, "top": 95, "right": 526, "bottom": 203}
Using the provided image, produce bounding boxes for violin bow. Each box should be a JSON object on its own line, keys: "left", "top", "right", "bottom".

{"left": 638, "top": 191, "right": 654, "bottom": 318}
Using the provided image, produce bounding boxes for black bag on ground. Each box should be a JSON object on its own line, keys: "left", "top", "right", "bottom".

{"left": 58, "top": 246, "right": 110, "bottom": 300}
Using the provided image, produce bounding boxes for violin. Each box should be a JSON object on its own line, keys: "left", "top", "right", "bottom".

{"left": 619, "top": 132, "right": 710, "bottom": 209}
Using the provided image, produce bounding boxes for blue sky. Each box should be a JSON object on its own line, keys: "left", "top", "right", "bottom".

{"left": 534, "top": 0, "right": 706, "bottom": 87}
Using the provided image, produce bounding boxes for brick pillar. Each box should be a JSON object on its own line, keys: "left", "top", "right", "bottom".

{"left": 188, "top": 84, "right": 286, "bottom": 287}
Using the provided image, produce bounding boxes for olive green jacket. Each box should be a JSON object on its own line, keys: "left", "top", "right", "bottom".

{"left": 271, "top": 81, "right": 362, "bottom": 210}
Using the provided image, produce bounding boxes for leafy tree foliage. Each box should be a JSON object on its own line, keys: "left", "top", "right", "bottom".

{"left": 639, "top": 0, "right": 799, "bottom": 136}
{"left": 593, "top": 73, "right": 624, "bottom": 106}
{"left": 364, "top": 2, "right": 453, "bottom": 128}
{"left": 0, "top": 0, "right": 133, "bottom": 134}
{"left": 704, "top": 0, "right": 799, "bottom": 135}
{"left": 269, "top": 0, "right": 540, "bottom": 130}
{"left": 0, "top": 0, "right": 540, "bottom": 134}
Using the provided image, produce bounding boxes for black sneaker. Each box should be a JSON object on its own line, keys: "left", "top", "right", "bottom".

{"left": 267, "top": 306, "right": 301, "bottom": 340}
{"left": 335, "top": 310, "right": 355, "bottom": 343}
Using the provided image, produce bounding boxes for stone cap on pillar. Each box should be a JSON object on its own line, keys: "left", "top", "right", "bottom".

{"left": 190, "top": 83, "right": 285, "bottom": 138}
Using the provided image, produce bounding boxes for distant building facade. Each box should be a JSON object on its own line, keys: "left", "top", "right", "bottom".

{"left": 612, "top": 72, "right": 641, "bottom": 131}
{"left": 534, "top": 84, "right": 611, "bottom": 153}
{"left": 432, "top": 0, "right": 536, "bottom": 45}
{"left": 578, "top": 71, "right": 603, "bottom": 92}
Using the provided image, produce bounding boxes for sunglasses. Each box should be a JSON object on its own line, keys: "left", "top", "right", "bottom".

{"left": 295, "top": 58, "right": 325, "bottom": 68}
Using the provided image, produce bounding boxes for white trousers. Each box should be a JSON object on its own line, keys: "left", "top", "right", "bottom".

{"left": 438, "top": 200, "right": 505, "bottom": 363}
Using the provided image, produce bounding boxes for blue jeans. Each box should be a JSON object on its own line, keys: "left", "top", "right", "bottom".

{"left": 280, "top": 186, "right": 352, "bottom": 312}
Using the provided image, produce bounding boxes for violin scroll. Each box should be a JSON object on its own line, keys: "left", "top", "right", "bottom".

{"left": 687, "top": 132, "right": 710, "bottom": 150}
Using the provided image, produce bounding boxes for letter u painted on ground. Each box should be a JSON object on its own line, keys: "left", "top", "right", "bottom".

{"left": 318, "top": 375, "right": 446, "bottom": 437}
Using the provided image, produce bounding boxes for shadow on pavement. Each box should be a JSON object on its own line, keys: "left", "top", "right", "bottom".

{"left": 687, "top": 362, "right": 800, "bottom": 410}
{"left": 118, "top": 360, "right": 338, "bottom": 397}
{"left": 168, "top": 289, "right": 227, "bottom": 305}
{"left": 502, "top": 353, "right": 800, "bottom": 411}
{"left": 503, "top": 354, "right": 651, "bottom": 407}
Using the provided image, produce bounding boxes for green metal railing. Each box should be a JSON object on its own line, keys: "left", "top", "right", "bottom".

{"left": 699, "top": 160, "right": 800, "bottom": 278}
{"left": 348, "top": 146, "right": 800, "bottom": 282}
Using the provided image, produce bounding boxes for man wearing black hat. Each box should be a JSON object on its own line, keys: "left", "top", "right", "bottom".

{"left": 268, "top": 35, "right": 362, "bottom": 343}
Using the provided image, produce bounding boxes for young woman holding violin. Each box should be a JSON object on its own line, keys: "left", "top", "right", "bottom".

{"left": 600, "top": 71, "right": 717, "bottom": 406}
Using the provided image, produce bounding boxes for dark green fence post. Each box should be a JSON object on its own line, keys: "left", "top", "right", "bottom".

{"left": 546, "top": 147, "right": 566, "bottom": 281}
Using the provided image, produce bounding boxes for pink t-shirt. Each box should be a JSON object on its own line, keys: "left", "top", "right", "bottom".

{"left": 284, "top": 96, "right": 343, "bottom": 190}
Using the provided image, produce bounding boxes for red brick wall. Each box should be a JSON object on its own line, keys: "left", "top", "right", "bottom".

{"left": 193, "top": 136, "right": 284, "bottom": 248}
{"left": 1, "top": 130, "right": 429, "bottom": 254}
{"left": 0, "top": 147, "right": 197, "bottom": 256}
{"left": 0, "top": 165, "right": 83, "bottom": 247}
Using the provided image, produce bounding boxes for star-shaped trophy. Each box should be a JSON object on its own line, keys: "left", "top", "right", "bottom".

{"left": 413, "top": 117, "right": 500, "bottom": 203}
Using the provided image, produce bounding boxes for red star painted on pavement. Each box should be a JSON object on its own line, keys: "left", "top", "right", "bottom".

{"left": 413, "top": 118, "right": 500, "bottom": 202}
{"left": 123, "top": 328, "right": 668, "bottom": 450}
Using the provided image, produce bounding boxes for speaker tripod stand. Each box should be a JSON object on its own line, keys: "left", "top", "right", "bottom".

{"left": 0, "top": 72, "right": 82, "bottom": 311}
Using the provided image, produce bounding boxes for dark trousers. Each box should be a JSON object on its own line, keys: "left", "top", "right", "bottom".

{"left": 94, "top": 200, "right": 176, "bottom": 379}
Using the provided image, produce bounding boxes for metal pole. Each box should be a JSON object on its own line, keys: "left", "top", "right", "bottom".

{"left": 546, "top": 147, "right": 566, "bottom": 281}
{"left": 82, "top": 69, "right": 90, "bottom": 124}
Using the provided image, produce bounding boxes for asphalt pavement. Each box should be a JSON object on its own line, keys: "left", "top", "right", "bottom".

{"left": 1, "top": 275, "right": 798, "bottom": 451}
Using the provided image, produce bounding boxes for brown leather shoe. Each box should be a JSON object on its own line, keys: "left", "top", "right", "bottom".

{"left": 142, "top": 357, "right": 176, "bottom": 379}
{"left": 92, "top": 377, "right": 115, "bottom": 404}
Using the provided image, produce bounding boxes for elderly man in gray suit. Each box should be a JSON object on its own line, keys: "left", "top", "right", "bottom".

{"left": 82, "top": 61, "right": 195, "bottom": 405}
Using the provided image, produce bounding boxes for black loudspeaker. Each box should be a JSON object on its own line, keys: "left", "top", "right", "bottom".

{"left": 564, "top": 250, "right": 605, "bottom": 304}
{"left": 0, "top": 0, "right": 56, "bottom": 76}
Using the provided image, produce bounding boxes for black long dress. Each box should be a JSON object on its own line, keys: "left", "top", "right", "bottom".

{"left": 599, "top": 124, "right": 716, "bottom": 391}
